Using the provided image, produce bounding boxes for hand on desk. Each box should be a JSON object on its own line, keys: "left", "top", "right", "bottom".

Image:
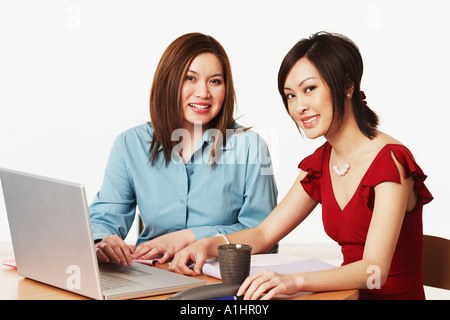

{"left": 95, "top": 229, "right": 197, "bottom": 267}
{"left": 131, "top": 229, "right": 196, "bottom": 265}
{"left": 169, "top": 238, "right": 210, "bottom": 276}
{"left": 95, "top": 235, "right": 136, "bottom": 267}
{"left": 237, "top": 269, "right": 303, "bottom": 300}
{"left": 169, "top": 238, "right": 304, "bottom": 300}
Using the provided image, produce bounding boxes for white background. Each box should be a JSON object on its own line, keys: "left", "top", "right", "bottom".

{"left": 1, "top": 0, "right": 449, "bottom": 247}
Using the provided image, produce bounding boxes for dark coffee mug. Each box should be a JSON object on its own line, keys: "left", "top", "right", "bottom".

{"left": 217, "top": 244, "right": 252, "bottom": 284}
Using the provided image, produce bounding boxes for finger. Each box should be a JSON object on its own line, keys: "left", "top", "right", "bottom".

{"left": 260, "top": 288, "right": 277, "bottom": 300}
{"left": 139, "top": 247, "right": 161, "bottom": 261}
{"left": 192, "top": 253, "right": 206, "bottom": 275}
{"left": 95, "top": 247, "right": 110, "bottom": 263}
{"left": 99, "top": 243, "right": 122, "bottom": 264}
{"left": 244, "top": 279, "right": 259, "bottom": 300}
{"left": 172, "top": 259, "right": 196, "bottom": 275}
{"left": 170, "top": 253, "right": 196, "bottom": 275}
{"left": 104, "top": 235, "right": 134, "bottom": 266}
{"left": 131, "top": 244, "right": 150, "bottom": 260}
{"left": 238, "top": 276, "right": 254, "bottom": 296}
{"left": 248, "top": 271, "right": 281, "bottom": 300}
{"left": 111, "top": 246, "right": 128, "bottom": 266}
{"left": 106, "top": 241, "right": 132, "bottom": 266}
{"left": 239, "top": 272, "right": 262, "bottom": 298}
{"left": 157, "top": 252, "right": 171, "bottom": 265}
{"left": 116, "top": 241, "right": 134, "bottom": 266}
{"left": 250, "top": 280, "right": 273, "bottom": 300}
{"left": 168, "top": 253, "right": 182, "bottom": 273}
{"left": 180, "top": 265, "right": 197, "bottom": 276}
{"left": 244, "top": 271, "right": 269, "bottom": 300}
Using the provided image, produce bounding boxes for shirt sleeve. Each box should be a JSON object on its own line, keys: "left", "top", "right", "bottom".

{"left": 189, "top": 132, "right": 278, "bottom": 239}
{"left": 89, "top": 133, "right": 137, "bottom": 241}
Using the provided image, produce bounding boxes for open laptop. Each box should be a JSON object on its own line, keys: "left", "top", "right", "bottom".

{"left": 0, "top": 168, "right": 205, "bottom": 300}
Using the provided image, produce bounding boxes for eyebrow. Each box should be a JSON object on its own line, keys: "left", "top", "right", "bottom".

{"left": 187, "top": 69, "right": 224, "bottom": 78}
{"left": 284, "top": 76, "right": 318, "bottom": 91}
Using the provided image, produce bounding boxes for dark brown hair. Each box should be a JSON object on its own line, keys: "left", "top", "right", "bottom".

{"left": 149, "top": 33, "right": 236, "bottom": 164}
{"left": 278, "top": 32, "right": 378, "bottom": 138}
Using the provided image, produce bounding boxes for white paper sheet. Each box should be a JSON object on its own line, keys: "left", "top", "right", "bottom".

{"left": 202, "top": 253, "right": 337, "bottom": 279}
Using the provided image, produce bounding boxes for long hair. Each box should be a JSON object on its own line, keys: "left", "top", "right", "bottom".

{"left": 149, "top": 33, "right": 236, "bottom": 165}
{"left": 278, "top": 32, "right": 379, "bottom": 139}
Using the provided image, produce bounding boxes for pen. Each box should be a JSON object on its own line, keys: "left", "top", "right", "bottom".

{"left": 133, "top": 259, "right": 158, "bottom": 266}
{"left": 212, "top": 296, "right": 243, "bottom": 300}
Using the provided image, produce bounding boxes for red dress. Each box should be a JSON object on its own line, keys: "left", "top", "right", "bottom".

{"left": 299, "top": 143, "right": 433, "bottom": 300}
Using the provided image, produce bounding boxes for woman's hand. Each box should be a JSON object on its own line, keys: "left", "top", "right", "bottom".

{"left": 95, "top": 235, "right": 136, "bottom": 267}
{"left": 237, "top": 270, "right": 303, "bottom": 300}
{"left": 131, "top": 229, "right": 196, "bottom": 265}
{"left": 168, "top": 238, "right": 212, "bottom": 276}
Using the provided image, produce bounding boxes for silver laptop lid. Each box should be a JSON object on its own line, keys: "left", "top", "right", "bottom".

{"left": 0, "top": 168, "right": 103, "bottom": 299}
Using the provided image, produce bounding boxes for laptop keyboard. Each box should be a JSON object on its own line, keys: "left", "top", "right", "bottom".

{"left": 100, "top": 273, "right": 140, "bottom": 290}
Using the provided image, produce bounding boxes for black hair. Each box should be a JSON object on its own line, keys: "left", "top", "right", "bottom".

{"left": 278, "top": 32, "right": 378, "bottom": 138}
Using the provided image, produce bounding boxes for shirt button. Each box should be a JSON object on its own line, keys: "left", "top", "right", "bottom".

{"left": 187, "top": 169, "right": 193, "bottom": 174}
{"left": 179, "top": 199, "right": 185, "bottom": 204}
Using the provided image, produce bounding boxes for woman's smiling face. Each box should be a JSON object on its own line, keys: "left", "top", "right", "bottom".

{"left": 180, "top": 52, "right": 225, "bottom": 130}
{"left": 283, "top": 57, "right": 336, "bottom": 139}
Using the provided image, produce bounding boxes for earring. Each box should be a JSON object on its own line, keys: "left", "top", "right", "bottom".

{"left": 346, "top": 93, "right": 351, "bottom": 98}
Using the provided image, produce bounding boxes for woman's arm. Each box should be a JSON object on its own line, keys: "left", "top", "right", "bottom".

{"left": 239, "top": 153, "right": 414, "bottom": 299}
{"left": 89, "top": 134, "right": 137, "bottom": 241}
{"left": 89, "top": 134, "right": 138, "bottom": 266}
{"left": 169, "top": 170, "right": 318, "bottom": 275}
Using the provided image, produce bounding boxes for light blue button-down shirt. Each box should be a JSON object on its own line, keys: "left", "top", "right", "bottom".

{"left": 89, "top": 122, "right": 277, "bottom": 245}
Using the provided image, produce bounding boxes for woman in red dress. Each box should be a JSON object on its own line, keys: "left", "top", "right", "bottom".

{"left": 170, "top": 32, "right": 433, "bottom": 300}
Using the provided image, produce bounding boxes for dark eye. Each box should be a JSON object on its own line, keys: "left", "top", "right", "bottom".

{"left": 305, "top": 86, "right": 316, "bottom": 93}
{"left": 185, "top": 75, "right": 195, "bottom": 81}
{"left": 286, "top": 93, "right": 295, "bottom": 100}
{"left": 210, "top": 79, "right": 222, "bottom": 85}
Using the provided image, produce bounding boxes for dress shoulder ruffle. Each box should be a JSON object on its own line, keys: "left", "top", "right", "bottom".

{"left": 298, "top": 143, "right": 329, "bottom": 203}
{"left": 361, "top": 144, "right": 433, "bottom": 210}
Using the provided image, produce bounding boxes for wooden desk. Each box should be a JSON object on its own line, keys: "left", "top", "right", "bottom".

{"left": 0, "top": 262, "right": 358, "bottom": 300}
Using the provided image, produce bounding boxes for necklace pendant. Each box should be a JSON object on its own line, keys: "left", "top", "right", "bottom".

{"left": 333, "top": 164, "right": 350, "bottom": 177}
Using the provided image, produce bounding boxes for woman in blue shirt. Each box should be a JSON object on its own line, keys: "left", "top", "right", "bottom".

{"left": 90, "top": 33, "right": 278, "bottom": 266}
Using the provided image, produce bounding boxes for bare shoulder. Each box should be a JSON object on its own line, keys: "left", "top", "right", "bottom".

{"left": 359, "top": 131, "right": 404, "bottom": 165}
{"left": 374, "top": 131, "right": 403, "bottom": 147}
{"left": 373, "top": 131, "right": 413, "bottom": 180}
